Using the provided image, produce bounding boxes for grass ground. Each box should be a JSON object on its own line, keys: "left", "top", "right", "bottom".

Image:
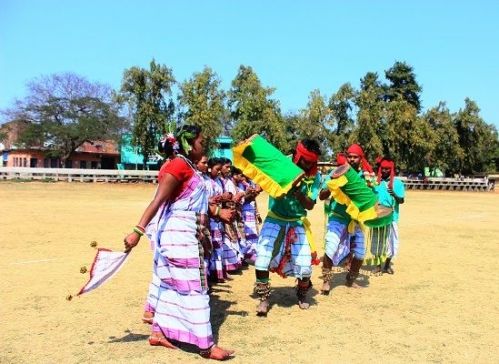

{"left": 0, "top": 182, "right": 498, "bottom": 363}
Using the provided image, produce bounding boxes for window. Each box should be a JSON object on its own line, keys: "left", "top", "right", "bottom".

{"left": 91, "top": 161, "right": 98, "bottom": 169}
{"left": 44, "top": 158, "right": 49, "bottom": 168}
{"left": 23, "top": 158, "right": 27, "bottom": 167}
{"left": 30, "top": 158, "right": 38, "bottom": 168}
{"left": 50, "top": 158, "right": 58, "bottom": 168}
{"left": 65, "top": 159, "right": 73, "bottom": 168}
{"left": 80, "top": 160, "right": 87, "bottom": 169}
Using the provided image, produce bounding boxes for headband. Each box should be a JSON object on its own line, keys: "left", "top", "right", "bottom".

{"left": 294, "top": 142, "right": 319, "bottom": 176}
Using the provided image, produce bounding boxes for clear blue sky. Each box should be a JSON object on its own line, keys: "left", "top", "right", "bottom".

{"left": 1, "top": 0, "right": 498, "bottom": 128}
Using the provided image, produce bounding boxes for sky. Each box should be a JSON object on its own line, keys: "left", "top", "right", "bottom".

{"left": 1, "top": 0, "right": 498, "bottom": 129}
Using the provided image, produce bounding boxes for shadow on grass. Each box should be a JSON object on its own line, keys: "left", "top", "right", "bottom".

{"left": 247, "top": 281, "right": 320, "bottom": 314}
{"left": 108, "top": 329, "right": 149, "bottom": 343}
{"left": 329, "top": 270, "right": 370, "bottom": 291}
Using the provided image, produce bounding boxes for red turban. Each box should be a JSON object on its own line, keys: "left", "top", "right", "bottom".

{"left": 347, "top": 144, "right": 365, "bottom": 158}
{"left": 336, "top": 152, "right": 347, "bottom": 166}
{"left": 294, "top": 142, "right": 319, "bottom": 176}
{"left": 376, "top": 157, "right": 395, "bottom": 189}
{"left": 346, "top": 144, "right": 373, "bottom": 173}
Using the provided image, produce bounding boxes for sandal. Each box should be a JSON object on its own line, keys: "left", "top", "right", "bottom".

{"left": 199, "top": 345, "right": 235, "bottom": 360}
{"left": 148, "top": 335, "right": 178, "bottom": 350}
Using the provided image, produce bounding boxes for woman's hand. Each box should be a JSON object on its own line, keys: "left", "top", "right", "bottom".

{"left": 124, "top": 232, "right": 140, "bottom": 253}
{"left": 234, "top": 191, "right": 245, "bottom": 203}
{"left": 219, "top": 208, "right": 235, "bottom": 223}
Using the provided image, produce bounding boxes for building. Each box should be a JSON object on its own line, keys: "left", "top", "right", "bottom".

{"left": 211, "top": 136, "right": 233, "bottom": 160}
{"left": 119, "top": 133, "right": 161, "bottom": 170}
{"left": 0, "top": 120, "right": 119, "bottom": 169}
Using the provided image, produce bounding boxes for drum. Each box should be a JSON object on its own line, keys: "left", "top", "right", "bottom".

{"left": 365, "top": 204, "right": 393, "bottom": 228}
{"left": 232, "top": 134, "right": 304, "bottom": 198}
{"left": 327, "top": 164, "right": 393, "bottom": 226}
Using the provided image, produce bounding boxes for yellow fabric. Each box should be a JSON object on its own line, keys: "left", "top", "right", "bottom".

{"left": 233, "top": 141, "right": 297, "bottom": 198}
{"left": 326, "top": 176, "right": 378, "bottom": 233}
{"left": 301, "top": 217, "right": 316, "bottom": 253}
{"left": 266, "top": 211, "right": 316, "bottom": 255}
{"left": 363, "top": 226, "right": 388, "bottom": 267}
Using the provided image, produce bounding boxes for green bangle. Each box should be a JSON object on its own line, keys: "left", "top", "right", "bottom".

{"left": 133, "top": 227, "right": 144, "bottom": 236}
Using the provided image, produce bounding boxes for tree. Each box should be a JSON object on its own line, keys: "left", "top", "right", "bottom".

{"left": 385, "top": 61, "right": 422, "bottom": 112}
{"left": 352, "top": 73, "right": 385, "bottom": 162}
{"left": 178, "top": 67, "right": 226, "bottom": 153}
{"left": 424, "top": 102, "right": 463, "bottom": 175}
{"left": 118, "top": 59, "right": 175, "bottom": 167}
{"left": 228, "top": 65, "right": 288, "bottom": 151}
{"left": 384, "top": 99, "right": 435, "bottom": 172}
{"left": 2, "top": 72, "right": 125, "bottom": 166}
{"left": 296, "top": 89, "right": 330, "bottom": 153}
{"left": 328, "top": 83, "right": 356, "bottom": 156}
{"left": 454, "top": 98, "right": 499, "bottom": 174}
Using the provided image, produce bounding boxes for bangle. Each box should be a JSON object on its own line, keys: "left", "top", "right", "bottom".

{"left": 215, "top": 206, "right": 221, "bottom": 217}
{"left": 133, "top": 227, "right": 144, "bottom": 236}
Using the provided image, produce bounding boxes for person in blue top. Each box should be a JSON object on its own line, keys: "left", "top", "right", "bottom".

{"left": 374, "top": 157, "right": 405, "bottom": 274}
{"left": 319, "top": 144, "right": 374, "bottom": 294}
{"left": 253, "top": 139, "right": 322, "bottom": 316}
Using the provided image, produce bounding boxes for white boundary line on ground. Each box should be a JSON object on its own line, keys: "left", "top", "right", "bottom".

{"left": 10, "top": 258, "right": 58, "bottom": 265}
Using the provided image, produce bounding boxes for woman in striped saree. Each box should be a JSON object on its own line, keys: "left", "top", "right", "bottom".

{"left": 123, "top": 125, "right": 234, "bottom": 360}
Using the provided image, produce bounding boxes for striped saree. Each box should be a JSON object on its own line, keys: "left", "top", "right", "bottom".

{"left": 149, "top": 164, "right": 213, "bottom": 350}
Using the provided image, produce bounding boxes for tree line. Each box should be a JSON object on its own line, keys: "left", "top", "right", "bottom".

{"left": 2, "top": 60, "right": 498, "bottom": 175}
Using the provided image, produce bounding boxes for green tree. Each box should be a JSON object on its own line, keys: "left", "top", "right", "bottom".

{"left": 384, "top": 99, "right": 435, "bottom": 172}
{"left": 282, "top": 113, "right": 301, "bottom": 153}
{"left": 352, "top": 73, "right": 385, "bottom": 162}
{"left": 178, "top": 67, "right": 226, "bottom": 153}
{"left": 228, "top": 65, "right": 288, "bottom": 151}
{"left": 328, "top": 83, "right": 356, "bottom": 156}
{"left": 424, "top": 102, "right": 463, "bottom": 175}
{"left": 118, "top": 59, "right": 175, "bottom": 166}
{"left": 295, "top": 89, "right": 330, "bottom": 155}
{"left": 3, "top": 72, "right": 125, "bottom": 166}
{"left": 454, "top": 98, "right": 499, "bottom": 174}
{"left": 385, "top": 61, "right": 422, "bottom": 112}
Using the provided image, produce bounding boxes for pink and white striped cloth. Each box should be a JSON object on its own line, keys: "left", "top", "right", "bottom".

{"left": 77, "top": 248, "right": 129, "bottom": 296}
{"left": 150, "top": 164, "right": 214, "bottom": 350}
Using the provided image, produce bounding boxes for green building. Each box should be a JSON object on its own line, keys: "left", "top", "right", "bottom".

{"left": 119, "top": 133, "right": 161, "bottom": 170}
{"left": 211, "top": 136, "right": 233, "bottom": 160}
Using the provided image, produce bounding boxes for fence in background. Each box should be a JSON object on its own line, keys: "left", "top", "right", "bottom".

{"left": 0, "top": 167, "right": 158, "bottom": 183}
{"left": 399, "top": 176, "right": 494, "bottom": 191}
{"left": 0, "top": 167, "right": 496, "bottom": 191}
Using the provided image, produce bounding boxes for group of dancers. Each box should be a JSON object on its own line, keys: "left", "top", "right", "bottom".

{"left": 123, "top": 125, "right": 405, "bottom": 360}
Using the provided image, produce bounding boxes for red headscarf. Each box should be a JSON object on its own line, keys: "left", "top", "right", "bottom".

{"left": 336, "top": 152, "right": 347, "bottom": 166}
{"left": 376, "top": 157, "right": 395, "bottom": 189}
{"left": 294, "top": 141, "right": 319, "bottom": 176}
{"left": 346, "top": 144, "right": 373, "bottom": 173}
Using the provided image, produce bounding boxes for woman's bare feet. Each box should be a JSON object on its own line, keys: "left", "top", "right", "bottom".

{"left": 148, "top": 334, "right": 178, "bottom": 349}
{"left": 200, "top": 345, "right": 235, "bottom": 360}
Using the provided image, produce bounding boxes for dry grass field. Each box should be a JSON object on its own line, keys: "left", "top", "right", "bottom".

{"left": 1, "top": 182, "right": 498, "bottom": 364}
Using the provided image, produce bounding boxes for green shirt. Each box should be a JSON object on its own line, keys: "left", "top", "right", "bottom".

{"left": 268, "top": 173, "right": 321, "bottom": 220}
